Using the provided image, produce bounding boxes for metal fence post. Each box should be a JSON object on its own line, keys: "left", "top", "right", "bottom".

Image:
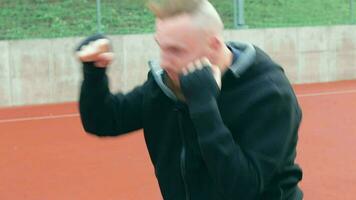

{"left": 234, "top": 0, "right": 247, "bottom": 28}
{"left": 96, "top": 0, "right": 103, "bottom": 33}
{"left": 351, "top": 0, "right": 355, "bottom": 24}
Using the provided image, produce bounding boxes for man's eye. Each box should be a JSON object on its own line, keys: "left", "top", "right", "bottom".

{"left": 169, "top": 47, "right": 182, "bottom": 54}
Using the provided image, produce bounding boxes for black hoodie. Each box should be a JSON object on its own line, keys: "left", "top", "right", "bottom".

{"left": 79, "top": 41, "right": 303, "bottom": 200}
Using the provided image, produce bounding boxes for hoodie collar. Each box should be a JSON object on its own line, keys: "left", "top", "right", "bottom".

{"left": 226, "top": 41, "right": 256, "bottom": 78}
{"left": 148, "top": 41, "right": 256, "bottom": 101}
{"left": 148, "top": 60, "right": 179, "bottom": 101}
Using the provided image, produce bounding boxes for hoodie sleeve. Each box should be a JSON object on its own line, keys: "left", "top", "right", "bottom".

{"left": 188, "top": 82, "right": 301, "bottom": 199}
{"left": 79, "top": 62, "right": 146, "bottom": 136}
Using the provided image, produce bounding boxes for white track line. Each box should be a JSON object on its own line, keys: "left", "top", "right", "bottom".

{"left": 0, "top": 89, "right": 355, "bottom": 124}
{"left": 297, "top": 89, "right": 356, "bottom": 97}
{"left": 0, "top": 113, "right": 79, "bottom": 124}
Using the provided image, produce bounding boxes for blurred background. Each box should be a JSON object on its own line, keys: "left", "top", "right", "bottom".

{"left": 0, "top": 0, "right": 355, "bottom": 40}
{"left": 0, "top": 1, "right": 356, "bottom": 200}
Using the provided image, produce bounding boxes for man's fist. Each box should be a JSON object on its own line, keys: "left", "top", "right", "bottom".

{"left": 76, "top": 35, "right": 114, "bottom": 68}
{"left": 179, "top": 58, "right": 222, "bottom": 107}
{"left": 181, "top": 57, "right": 221, "bottom": 89}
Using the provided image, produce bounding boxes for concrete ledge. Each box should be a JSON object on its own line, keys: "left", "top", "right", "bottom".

{"left": 0, "top": 25, "right": 355, "bottom": 106}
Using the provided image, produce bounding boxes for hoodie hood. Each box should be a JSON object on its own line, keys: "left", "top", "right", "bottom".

{"left": 148, "top": 60, "right": 179, "bottom": 101}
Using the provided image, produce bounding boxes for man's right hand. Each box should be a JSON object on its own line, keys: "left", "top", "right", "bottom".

{"left": 76, "top": 35, "right": 114, "bottom": 68}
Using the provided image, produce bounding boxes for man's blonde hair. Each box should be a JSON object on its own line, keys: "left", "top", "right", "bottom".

{"left": 147, "top": 0, "right": 204, "bottom": 18}
{"left": 148, "top": 0, "right": 224, "bottom": 34}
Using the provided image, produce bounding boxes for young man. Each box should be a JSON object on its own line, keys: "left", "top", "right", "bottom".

{"left": 76, "top": 0, "right": 303, "bottom": 199}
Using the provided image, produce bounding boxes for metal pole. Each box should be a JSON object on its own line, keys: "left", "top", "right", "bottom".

{"left": 351, "top": 0, "right": 355, "bottom": 24}
{"left": 96, "top": 0, "right": 103, "bottom": 33}
{"left": 234, "top": 0, "right": 247, "bottom": 29}
{"left": 234, "top": 0, "right": 238, "bottom": 28}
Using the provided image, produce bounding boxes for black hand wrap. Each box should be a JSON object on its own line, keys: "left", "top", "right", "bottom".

{"left": 179, "top": 66, "right": 220, "bottom": 109}
{"left": 76, "top": 34, "right": 108, "bottom": 78}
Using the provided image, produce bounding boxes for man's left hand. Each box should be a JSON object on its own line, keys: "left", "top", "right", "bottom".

{"left": 179, "top": 58, "right": 221, "bottom": 106}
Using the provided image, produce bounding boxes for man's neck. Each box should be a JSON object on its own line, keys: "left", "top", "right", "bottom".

{"left": 214, "top": 45, "right": 234, "bottom": 74}
{"left": 163, "top": 72, "right": 186, "bottom": 101}
{"left": 221, "top": 45, "right": 234, "bottom": 72}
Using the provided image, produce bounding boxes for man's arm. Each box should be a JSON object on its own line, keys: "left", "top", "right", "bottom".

{"left": 77, "top": 35, "right": 145, "bottom": 136}
{"left": 180, "top": 59, "right": 301, "bottom": 199}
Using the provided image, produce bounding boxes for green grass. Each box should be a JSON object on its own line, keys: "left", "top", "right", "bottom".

{"left": 0, "top": 0, "right": 354, "bottom": 40}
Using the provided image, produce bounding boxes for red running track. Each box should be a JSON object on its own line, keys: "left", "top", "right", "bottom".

{"left": 0, "top": 80, "right": 356, "bottom": 199}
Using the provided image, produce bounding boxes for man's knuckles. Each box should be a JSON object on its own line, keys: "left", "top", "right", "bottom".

{"left": 77, "top": 39, "right": 111, "bottom": 62}
{"left": 94, "top": 39, "right": 110, "bottom": 52}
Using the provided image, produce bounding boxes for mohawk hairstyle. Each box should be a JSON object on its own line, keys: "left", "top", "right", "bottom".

{"left": 147, "top": 0, "right": 205, "bottom": 18}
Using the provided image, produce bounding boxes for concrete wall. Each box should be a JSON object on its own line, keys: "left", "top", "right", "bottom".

{"left": 0, "top": 25, "right": 355, "bottom": 107}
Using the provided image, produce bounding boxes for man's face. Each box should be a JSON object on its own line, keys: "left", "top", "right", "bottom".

{"left": 154, "top": 15, "right": 209, "bottom": 82}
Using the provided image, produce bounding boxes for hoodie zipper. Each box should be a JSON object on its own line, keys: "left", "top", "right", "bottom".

{"left": 176, "top": 108, "right": 190, "bottom": 200}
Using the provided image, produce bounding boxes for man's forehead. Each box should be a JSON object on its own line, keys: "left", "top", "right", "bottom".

{"left": 154, "top": 14, "right": 205, "bottom": 49}
{"left": 156, "top": 14, "right": 193, "bottom": 31}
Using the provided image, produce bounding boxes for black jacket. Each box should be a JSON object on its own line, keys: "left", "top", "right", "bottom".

{"left": 79, "top": 41, "right": 303, "bottom": 200}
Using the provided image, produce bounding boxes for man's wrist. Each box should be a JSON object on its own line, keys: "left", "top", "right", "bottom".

{"left": 187, "top": 96, "right": 218, "bottom": 116}
{"left": 83, "top": 62, "right": 106, "bottom": 81}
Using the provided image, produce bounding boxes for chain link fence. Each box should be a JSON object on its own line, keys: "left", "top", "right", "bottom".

{"left": 240, "top": 0, "right": 355, "bottom": 28}
{"left": 0, "top": 0, "right": 355, "bottom": 40}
